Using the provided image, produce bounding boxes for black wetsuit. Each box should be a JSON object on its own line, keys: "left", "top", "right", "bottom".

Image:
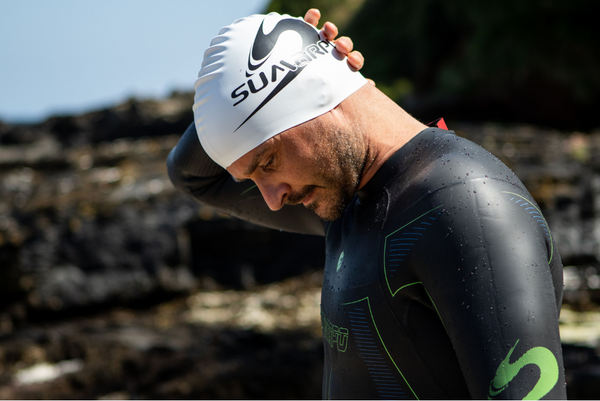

{"left": 168, "top": 122, "right": 566, "bottom": 399}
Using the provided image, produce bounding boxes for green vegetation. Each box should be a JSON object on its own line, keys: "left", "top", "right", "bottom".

{"left": 266, "top": 0, "right": 364, "bottom": 30}
{"left": 267, "top": 0, "right": 600, "bottom": 129}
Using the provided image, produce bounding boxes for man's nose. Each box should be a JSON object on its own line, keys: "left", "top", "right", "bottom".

{"left": 257, "top": 181, "right": 290, "bottom": 211}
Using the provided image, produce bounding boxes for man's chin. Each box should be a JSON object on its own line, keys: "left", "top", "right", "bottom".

{"left": 307, "top": 199, "right": 346, "bottom": 222}
{"left": 303, "top": 183, "right": 357, "bottom": 222}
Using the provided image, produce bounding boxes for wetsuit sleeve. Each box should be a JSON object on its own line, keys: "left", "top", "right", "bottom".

{"left": 416, "top": 180, "right": 566, "bottom": 399}
{"left": 167, "top": 123, "right": 324, "bottom": 236}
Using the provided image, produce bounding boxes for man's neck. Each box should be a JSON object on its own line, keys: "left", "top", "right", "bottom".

{"left": 353, "top": 87, "right": 426, "bottom": 189}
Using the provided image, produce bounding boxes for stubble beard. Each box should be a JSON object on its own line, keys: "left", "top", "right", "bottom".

{"left": 287, "top": 120, "right": 365, "bottom": 222}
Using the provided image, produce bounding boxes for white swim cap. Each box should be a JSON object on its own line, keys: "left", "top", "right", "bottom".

{"left": 193, "top": 12, "right": 368, "bottom": 168}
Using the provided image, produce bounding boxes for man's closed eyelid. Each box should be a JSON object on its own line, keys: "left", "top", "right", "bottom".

{"left": 264, "top": 157, "right": 275, "bottom": 169}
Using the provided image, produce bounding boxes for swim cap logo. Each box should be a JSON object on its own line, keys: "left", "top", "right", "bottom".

{"left": 231, "top": 17, "right": 333, "bottom": 131}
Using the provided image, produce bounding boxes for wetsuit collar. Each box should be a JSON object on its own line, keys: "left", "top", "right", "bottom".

{"left": 357, "top": 127, "right": 443, "bottom": 203}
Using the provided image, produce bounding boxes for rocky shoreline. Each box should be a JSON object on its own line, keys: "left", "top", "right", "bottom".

{"left": 2, "top": 92, "right": 600, "bottom": 398}
{"left": 0, "top": 273, "right": 325, "bottom": 399}
{"left": 1, "top": 274, "right": 599, "bottom": 399}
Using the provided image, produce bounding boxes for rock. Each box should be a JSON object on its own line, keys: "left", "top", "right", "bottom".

{"left": 562, "top": 343, "right": 600, "bottom": 399}
{"left": 3, "top": 93, "right": 600, "bottom": 398}
{"left": 0, "top": 274, "right": 324, "bottom": 399}
{"left": 0, "top": 93, "right": 325, "bottom": 322}
{"left": 3, "top": 100, "right": 600, "bottom": 316}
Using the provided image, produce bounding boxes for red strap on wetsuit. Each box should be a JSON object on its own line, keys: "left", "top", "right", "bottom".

{"left": 427, "top": 117, "right": 448, "bottom": 130}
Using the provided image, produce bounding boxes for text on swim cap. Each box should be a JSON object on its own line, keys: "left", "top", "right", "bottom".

{"left": 231, "top": 40, "right": 332, "bottom": 106}
{"left": 230, "top": 17, "right": 333, "bottom": 133}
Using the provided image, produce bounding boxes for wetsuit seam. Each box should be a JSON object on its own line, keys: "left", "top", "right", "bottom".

{"left": 500, "top": 190, "right": 553, "bottom": 264}
{"left": 377, "top": 206, "right": 449, "bottom": 400}
{"left": 342, "top": 296, "right": 421, "bottom": 399}
{"left": 426, "top": 176, "right": 525, "bottom": 198}
{"left": 382, "top": 188, "right": 391, "bottom": 230}
{"left": 472, "top": 184, "right": 506, "bottom": 354}
{"left": 401, "top": 180, "right": 512, "bottom": 396}
{"left": 377, "top": 279, "right": 450, "bottom": 398}
{"left": 383, "top": 176, "right": 523, "bottom": 227}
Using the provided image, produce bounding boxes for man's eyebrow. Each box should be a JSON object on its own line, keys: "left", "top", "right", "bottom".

{"left": 244, "top": 147, "right": 270, "bottom": 177}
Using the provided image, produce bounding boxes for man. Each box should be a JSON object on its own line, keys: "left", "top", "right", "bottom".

{"left": 168, "top": 9, "right": 566, "bottom": 399}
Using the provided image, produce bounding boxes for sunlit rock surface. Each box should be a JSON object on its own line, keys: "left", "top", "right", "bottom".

{"left": 0, "top": 273, "right": 325, "bottom": 399}
{"left": 1, "top": 94, "right": 600, "bottom": 398}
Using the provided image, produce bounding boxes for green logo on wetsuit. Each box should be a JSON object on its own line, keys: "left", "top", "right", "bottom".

{"left": 488, "top": 339, "right": 558, "bottom": 400}
{"left": 321, "top": 311, "right": 349, "bottom": 352}
{"left": 336, "top": 251, "right": 344, "bottom": 272}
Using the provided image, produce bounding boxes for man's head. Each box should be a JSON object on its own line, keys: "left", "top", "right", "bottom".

{"left": 227, "top": 106, "right": 368, "bottom": 221}
{"left": 193, "top": 12, "right": 369, "bottom": 220}
{"left": 193, "top": 12, "right": 367, "bottom": 169}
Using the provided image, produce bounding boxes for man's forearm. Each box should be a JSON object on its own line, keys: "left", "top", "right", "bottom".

{"left": 167, "top": 123, "right": 325, "bottom": 236}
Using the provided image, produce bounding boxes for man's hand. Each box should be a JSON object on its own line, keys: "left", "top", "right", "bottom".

{"left": 304, "top": 8, "right": 364, "bottom": 72}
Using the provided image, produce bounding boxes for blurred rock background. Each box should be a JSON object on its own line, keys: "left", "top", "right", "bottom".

{"left": 2, "top": 0, "right": 600, "bottom": 399}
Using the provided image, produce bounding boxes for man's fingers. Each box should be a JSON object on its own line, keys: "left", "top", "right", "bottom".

{"left": 304, "top": 10, "right": 340, "bottom": 43}
{"left": 304, "top": 8, "right": 320, "bottom": 27}
{"left": 303, "top": 10, "right": 365, "bottom": 73}
{"left": 321, "top": 21, "right": 339, "bottom": 42}
{"left": 347, "top": 50, "right": 364, "bottom": 71}
{"left": 334, "top": 36, "right": 353, "bottom": 55}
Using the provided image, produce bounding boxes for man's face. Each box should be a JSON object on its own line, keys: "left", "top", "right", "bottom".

{"left": 227, "top": 114, "right": 365, "bottom": 221}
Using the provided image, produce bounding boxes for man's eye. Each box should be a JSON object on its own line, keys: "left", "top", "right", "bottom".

{"left": 262, "top": 157, "right": 274, "bottom": 171}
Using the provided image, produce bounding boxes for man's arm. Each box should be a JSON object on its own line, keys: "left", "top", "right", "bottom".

{"left": 167, "top": 123, "right": 325, "bottom": 235}
{"left": 167, "top": 10, "right": 366, "bottom": 235}
{"left": 419, "top": 181, "right": 566, "bottom": 399}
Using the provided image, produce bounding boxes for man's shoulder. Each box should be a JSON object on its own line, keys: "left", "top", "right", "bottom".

{"left": 389, "top": 128, "right": 516, "bottom": 191}
{"left": 382, "top": 128, "right": 529, "bottom": 219}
